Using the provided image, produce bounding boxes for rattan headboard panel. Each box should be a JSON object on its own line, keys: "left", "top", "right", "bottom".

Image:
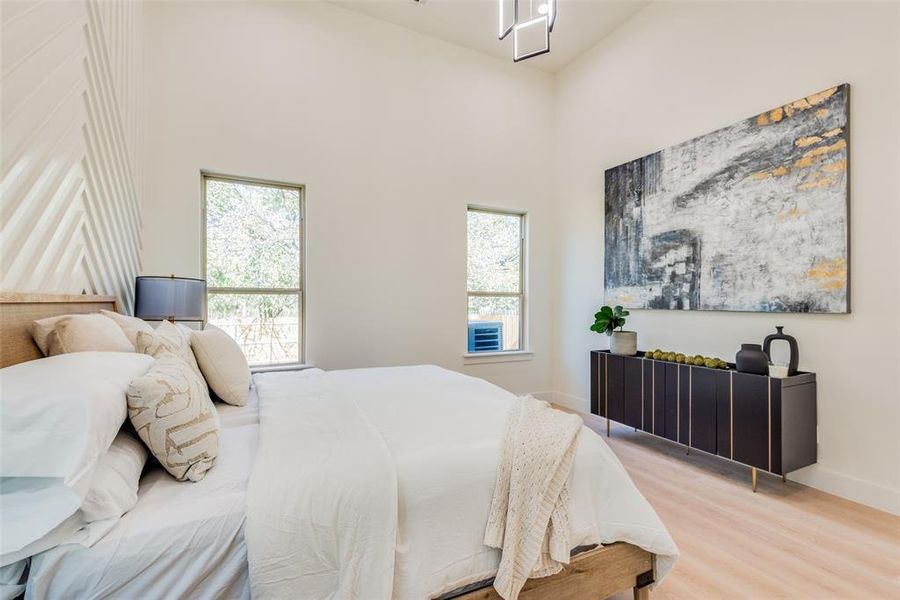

{"left": 0, "top": 293, "right": 118, "bottom": 368}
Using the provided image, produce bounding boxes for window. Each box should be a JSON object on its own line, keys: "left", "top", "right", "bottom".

{"left": 202, "top": 174, "right": 303, "bottom": 366}
{"left": 467, "top": 207, "right": 525, "bottom": 353}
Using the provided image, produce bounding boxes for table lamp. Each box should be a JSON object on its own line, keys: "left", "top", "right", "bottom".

{"left": 134, "top": 276, "right": 206, "bottom": 325}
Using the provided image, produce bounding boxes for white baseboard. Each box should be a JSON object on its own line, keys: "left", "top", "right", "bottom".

{"left": 789, "top": 466, "right": 900, "bottom": 516}
{"left": 539, "top": 390, "right": 900, "bottom": 516}
{"left": 545, "top": 391, "right": 590, "bottom": 412}
{"left": 528, "top": 391, "right": 557, "bottom": 403}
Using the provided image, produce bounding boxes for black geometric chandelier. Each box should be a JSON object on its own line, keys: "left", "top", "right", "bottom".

{"left": 498, "top": 0, "right": 556, "bottom": 62}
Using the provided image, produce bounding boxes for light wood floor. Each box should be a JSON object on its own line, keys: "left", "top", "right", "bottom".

{"left": 574, "top": 414, "right": 900, "bottom": 600}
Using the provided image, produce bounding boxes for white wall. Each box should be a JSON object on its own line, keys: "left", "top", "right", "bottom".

{"left": 1, "top": 0, "right": 144, "bottom": 310}
{"left": 552, "top": 1, "right": 900, "bottom": 513}
{"left": 142, "top": 1, "right": 555, "bottom": 394}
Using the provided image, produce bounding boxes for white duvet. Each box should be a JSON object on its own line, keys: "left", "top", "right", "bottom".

{"left": 247, "top": 366, "right": 678, "bottom": 599}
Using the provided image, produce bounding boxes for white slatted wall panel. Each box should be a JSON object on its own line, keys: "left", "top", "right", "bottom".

{"left": 1, "top": 0, "right": 143, "bottom": 312}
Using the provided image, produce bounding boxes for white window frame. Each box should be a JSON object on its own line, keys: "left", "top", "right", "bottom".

{"left": 464, "top": 205, "right": 531, "bottom": 363}
{"left": 200, "top": 172, "right": 306, "bottom": 368}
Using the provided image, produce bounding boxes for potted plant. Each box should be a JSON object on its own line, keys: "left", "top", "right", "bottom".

{"left": 590, "top": 305, "right": 637, "bottom": 356}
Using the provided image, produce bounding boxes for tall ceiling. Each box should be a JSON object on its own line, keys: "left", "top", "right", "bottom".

{"left": 330, "top": 0, "right": 651, "bottom": 73}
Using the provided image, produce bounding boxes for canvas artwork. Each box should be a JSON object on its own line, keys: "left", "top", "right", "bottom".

{"left": 604, "top": 84, "right": 849, "bottom": 313}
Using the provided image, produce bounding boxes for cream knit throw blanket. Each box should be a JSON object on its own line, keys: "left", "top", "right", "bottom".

{"left": 484, "top": 396, "right": 583, "bottom": 600}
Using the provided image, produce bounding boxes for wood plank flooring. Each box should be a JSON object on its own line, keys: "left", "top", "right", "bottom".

{"left": 572, "top": 414, "right": 900, "bottom": 600}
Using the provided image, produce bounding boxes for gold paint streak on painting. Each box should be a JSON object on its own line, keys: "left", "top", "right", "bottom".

{"left": 797, "top": 176, "right": 837, "bottom": 191}
{"left": 793, "top": 139, "right": 847, "bottom": 169}
{"left": 752, "top": 165, "right": 790, "bottom": 180}
{"left": 821, "top": 159, "right": 847, "bottom": 173}
{"left": 808, "top": 138, "right": 847, "bottom": 157}
{"left": 777, "top": 207, "right": 807, "bottom": 220}
{"left": 794, "top": 156, "right": 815, "bottom": 169}
{"left": 819, "top": 280, "right": 846, "bottom": 290}
{"left": 758, "top": 88, "right": 838, "bottom": 126}
{"left": 805, "top": 258, "right": 847, "bottom": 290}
{"left": 823, "top": 127, "right": 843, "bottom": 138}
{"left": 796, "top": 135, "right": 822, "bottom": 148}
{"left": 806, "top": 87, "right": 838, "bottom": 106}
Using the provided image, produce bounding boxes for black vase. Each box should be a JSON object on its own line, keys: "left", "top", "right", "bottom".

{"left": 736, "top": 343, "right": 769, "bottom": 375}
{"left": 763, "top": 326, "right": 799, "bottom": 376}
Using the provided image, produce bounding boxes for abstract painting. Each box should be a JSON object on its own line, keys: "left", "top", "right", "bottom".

{"left": 605, "top": 84, "right": 849, "bottom": 313}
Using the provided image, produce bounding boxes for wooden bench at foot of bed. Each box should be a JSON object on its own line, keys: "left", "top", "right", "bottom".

{"left": 454, "top": 542, "right": 655, "bottom": 600}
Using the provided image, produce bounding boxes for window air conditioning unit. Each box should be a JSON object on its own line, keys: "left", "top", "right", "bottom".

{"left": 467, "top": 321, "right": 503, "bottom": 353}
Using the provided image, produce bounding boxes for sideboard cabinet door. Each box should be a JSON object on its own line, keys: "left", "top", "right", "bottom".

{"left": 653, "top": 361, "right": 666, "bottom": 437}
{"left": 591, "top": 352, "right": 603, "bottom": 417}
{"left": 607, "top": 354, "right": 625, "bottom": 424}
{"left": 689, "top": 367, "right": 718, "bottom": 454}
{"left": 623, "top": 357, "right": 643, "bottom": 429}
{"left": 731, "top": 373, "right": 770, "bottom": 471}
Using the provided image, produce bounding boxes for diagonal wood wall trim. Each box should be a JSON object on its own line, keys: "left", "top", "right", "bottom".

{"left": 1, "top": 0, "right": 143, "bottom": 313}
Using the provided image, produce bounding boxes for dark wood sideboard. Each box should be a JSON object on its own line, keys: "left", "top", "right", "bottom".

{"left": 590, "top": 350, "right": 817, "bottom": 491}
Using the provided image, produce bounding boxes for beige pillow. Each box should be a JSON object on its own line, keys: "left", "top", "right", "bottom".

{"left": 41, "top": 314, "right": 134, "bottom": 356}
{"left": 31, "top": 315, "right": 67, "bottom": 355}
{"left": 135, "top": 320, "right": 204, "bottom": 383}
{"left": 100, "top": 310, "right": 154, "bottom": 348}
{"left": 127, "top": 352, "right": 219, "bottom": 482}
{"left": 191, "top": 325, "right": 251, "bottom": 407}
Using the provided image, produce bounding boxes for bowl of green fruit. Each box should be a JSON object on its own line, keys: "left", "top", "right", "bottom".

{"left": 643, "top": 349, "right": 729, "bottom": 370}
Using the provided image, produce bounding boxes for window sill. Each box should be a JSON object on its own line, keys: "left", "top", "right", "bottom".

{"left": 463, "top": 350, "right": 534, "bottom": 365}
{"left": 251, "top": 363, "right": 316, "bottom": 374}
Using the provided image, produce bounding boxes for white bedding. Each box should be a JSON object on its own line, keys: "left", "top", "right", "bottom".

{"left": 26, "top": 389, "right": 261, "bottom": 600}
{"left": 29, "top": 367, "right": 678, "bottom": 599}
{"left": 247, "top": 366, "right": 678, "bottom": 599}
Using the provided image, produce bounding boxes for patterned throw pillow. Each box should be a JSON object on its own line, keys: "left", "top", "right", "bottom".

{"left": 126, "top": 352, "right": 219, "bottom": 482}
{"left": 135, "top": 320, "right": 204, "bottom": 383}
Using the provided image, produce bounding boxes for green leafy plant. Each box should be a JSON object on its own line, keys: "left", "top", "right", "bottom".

{"left": 590, "top": 305, "right": 629, "bottom": 336}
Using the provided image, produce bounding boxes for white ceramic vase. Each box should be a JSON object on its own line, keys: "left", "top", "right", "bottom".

{"left": 610, "top": 331, "right": 637, "bottom": 356}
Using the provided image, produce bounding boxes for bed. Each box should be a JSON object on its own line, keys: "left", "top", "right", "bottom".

{"left": 0, "top": 293, "right": 677, "bottom": 600}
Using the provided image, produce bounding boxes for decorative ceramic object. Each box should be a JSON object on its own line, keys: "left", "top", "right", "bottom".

{"left": 736, "top": 344, "right": 769, "bottom": 375}
{"left": 610, "top": 331, "right": 637, "bottom": 356}
{"left": 763, "top": 326, "right": 799, "bottom": 376}
{"left": 768, "top": 364, "right": 789, "bottom": 379}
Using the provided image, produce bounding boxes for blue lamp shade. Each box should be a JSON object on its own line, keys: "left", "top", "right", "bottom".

{"left": 134, "top": 276, "right": 207, "bottom": 322}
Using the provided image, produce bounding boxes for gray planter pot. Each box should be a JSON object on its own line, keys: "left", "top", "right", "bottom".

{"left": 610, "top": 331, "right": 637, "bottom": 356}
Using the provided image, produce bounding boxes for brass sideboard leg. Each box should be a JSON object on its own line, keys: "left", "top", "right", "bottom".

{"left": 607, "top": 417, "right": 611, "bottom": 437}
{"left": 686, "top": 446, "right": 690, "bottom": 455}
{"left": 751, "top": 467, "right": 758, "bottom": 492}
{"left": 782, "top": 474, "right": 787, "bottom": 483}
{"left": 633, "top": 585, "right": 650, "bottom": 600}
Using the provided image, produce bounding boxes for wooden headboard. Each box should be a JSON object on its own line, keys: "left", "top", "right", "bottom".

{"left": 0, "top": 293, "right": 118, "bottom": 368}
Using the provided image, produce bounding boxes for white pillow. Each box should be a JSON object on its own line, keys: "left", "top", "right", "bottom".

{"left": 0, "top": 483, "right": 87, "bottom": 565}
{"left": 0, "top": 559, "right": 27, "bottom": 597}
{"left": 0, "top": 352, "right": 154, "bottom": 555}
{"left": 100, "top": 310, "right": 154, "bottom": 348}
{"left": 44, "top": 314, "right": 134, "bottom": 356}
{"left": 135, "top": 320, "right": 204, "bottom": 383}
{"left": 81, "top": 430, "right": 148, "bottom": 522}
{"left": 32, "top": 313, "right": 132, "bottom": 356}
{"left": 191, "top": 325, "right": 250, "bottom": 406}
